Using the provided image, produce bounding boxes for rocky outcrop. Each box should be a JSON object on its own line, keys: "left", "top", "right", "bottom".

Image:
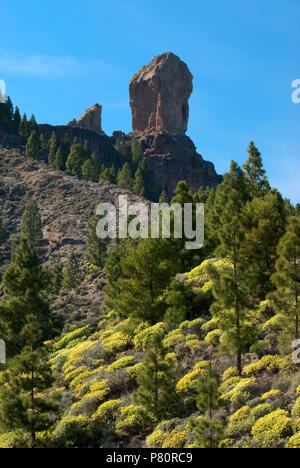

{"left": 68, "top": 104, "right": 103, "bottom": 134}
{"left": 136, "top": 131, "right": 222, "bottom": 200}
{"left": 129, "top": 52, "right": 193, "bottom": 135}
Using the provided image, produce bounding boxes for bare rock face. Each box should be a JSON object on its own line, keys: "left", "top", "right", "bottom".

{"left": 129, "top": 52, "right": 193, "bottom": 135}
{"left": 68, "top": 104, "right": 103, "bottom": 134}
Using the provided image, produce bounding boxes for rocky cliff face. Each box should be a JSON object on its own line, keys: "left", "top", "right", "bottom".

{"left": 128, "top": 52, "right": 222, "bottom": 199}
{"left": 137, "top": 131, "right": 222, "bottom": 199}
{"left": 68, "top": 104, "right": 103, "bottom": 134}
{"left": 129, "top": 52, "right": 193, "bottom": 135}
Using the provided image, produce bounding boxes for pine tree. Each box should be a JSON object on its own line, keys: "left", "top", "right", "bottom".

{"left": 133, "top": 332, "right": 179, "bottom": 421}
{"left": 48, "top": 131, "right": 57, "bottom": 167}
{"left": 13, "top": 106, "right": 21, "bottom": 133}
{"left": 243, "top": 141, "right": 270, "bottom": 198}
{"left": 84, "top": 140, "right": 91, "bottom": 156}
{"left": 103, "top": 238, "right": 129, "bottom": 312}
{"left": 25, "top": 130, "right": 40, "bottom": 159}
{"left": 81, "top": 153, "right": 100, "bottom": 181}
{"left": 269, "top": 216, "right": 300, "bottom": 340}
{"left": 55, "top": 146, "right": 64, "bottom": 170}
{"left": 57, "top": 133, "right": 70, "bottom": 169}
{"left": 0, "top": 216, "right": 5, "bottom": 244}
{"left": 46, "top": 260, "right": 64, "bottom": 295}
{"left": 21, "top": 200, "right": 43, "bottom": 247}
{"left": 0, "top": 340, "right": 57, "bottom": 447}
{"left": 115, "top": 137, "right": 126, "bottom": 155}
{"left": 170, "top": 181, "right": 201, "bottom": 272}
{"left": 208, "top": 161, "right": 255, "bottom": 375}
{"left": 100, "top": 165, "right": 116, "bottom": 184}
{"left": 0, "top": 96, "right": 14, "bottom": 131}
{"left": 159, "top": 190, "right": 169, "bottom": 203}
{"left": 62, "top": 252, "right": 82, "bottom": 290}
{"left": 0, "top": 238, "right": 63, "bottom": 357}
{"left": 131, "top": 139, "right": 143, "bottom": 166}
{"left": 66, "top": 143, "right": 87, "bottom": 178}
{"left": 164, "top": 278, "right": 192, "bottom": 331}
{"left": 117, "top": 162, "right": 134, "bottom": 190}
{"left": 189, "top": 363, "right": 226, "bottom": 448}
{"left": 86, "top": 215, "right": 109, "bottom": 268}
{"left": 116, "top": 238, "right": 179, "bottom": 323}
{"left": 19, "top": 113, "right": 29, "bottom": 138}
{"left": 133, "top": 167, "right": 145, "bottom": 196}
{"left": 39, "top": 134, "right": 47, "bottom": 152}
{"left": 27, "top": 114, "right": 38, "bottom": 134}
{"left": 242, "top": 189, "right": 286, "bottom": 298}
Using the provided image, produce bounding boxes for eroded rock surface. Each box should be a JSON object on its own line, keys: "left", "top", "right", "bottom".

{"left": 129, "top": 52, "right": 193, "bottom": 135}
{"left": 68, "top": 104, "right": 103, "bottom": 134}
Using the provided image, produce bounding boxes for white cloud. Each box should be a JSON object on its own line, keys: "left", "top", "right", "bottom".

{"left": 0, "top": 51, "right": 111, "bottom": 78}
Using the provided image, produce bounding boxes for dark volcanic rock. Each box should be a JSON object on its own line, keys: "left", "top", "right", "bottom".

{"left": 137, "top": 131, "right": 222, "bottom": 200}
{"left": 130, "top": 52, "right": 193, "bottom": 135}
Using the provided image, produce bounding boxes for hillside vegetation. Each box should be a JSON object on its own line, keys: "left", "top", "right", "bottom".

{"left": 0, "top": 97, "right": 300, "bottom": 448}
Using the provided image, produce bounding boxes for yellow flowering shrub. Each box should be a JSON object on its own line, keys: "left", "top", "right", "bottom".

{"left": 186, "top": 339, "right": 202, "bottom": 351}
{"left": 93, "top": 399, "right": 122, "bottom": 423}
{"left": 242, "top": 355, "right": 285, "bottom": 376}
{"left": 251, "top": 404, "right": 274, "bottom": 420}
{"left": 147, "top": 429, "right": 167, "bottom": 448}
{"left": 134, "top": 323, "right": 165, "bottom": 350}
{"left": 227, "top": 406, "right": 255, "bottom": 438}
{"left": 179, "top": 318, "right": 205, "bottom": 334}
{"left": 65, "top": 366, "right": 90, "bottom": 383}
{"left": 115, "top": 405, "right": 154, "bottom": 437}
{"left": 53, "top": 415, "right": 89, "bottom": 447}
{"left": 286, "top": 432, "right": 300, "bottom": 448}
{"left": 176, "top": 362, "right": 209, "bottom": 395}
{"left": 102, "top": 331, "right": 132, "bottom": 354}
{"left": 222, "top": 367, "right": 239, "bottom": 382}
{"left": 251, "top": 410, "right": 292, "bottom": 448}
{"left": 53, "top": 326, "right": 91, "bottom": 351}
{"left": 0, "top": 431, "right": 31, "bottom": 448}
{"left": 163, "top": 330, "right": 185, "bottom": 350}
{"left": 221, "top": 378, "right": 258, "bottom": 405}
{"left": 260, "top": 389, "right": 282, "bottom": 401}
{"left": 204, "top": 329, "right": 221, "bottom": 345}
{"left": 201, "top": 317, "right": 219, "bottom": 333}
{"left": 162, "top": 429, "right": 187, "bottom": 448}
{"left": 107, "top": 356, "right": 135, "bottom": 373}
{"left": 219, "top": 377, "right": 241, "bottom": 394}
{"left": 291, "top": 397, "right": 300, "bottom": 431}
{"left": 69, "top": 370, "right": 93, "bottom": 390}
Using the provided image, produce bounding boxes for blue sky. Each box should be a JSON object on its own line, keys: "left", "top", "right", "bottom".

{"left": 0, "top": 0, "right": 299, "bottom": 203}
